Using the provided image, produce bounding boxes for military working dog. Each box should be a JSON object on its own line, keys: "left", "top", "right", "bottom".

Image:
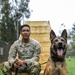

{"left": 43, "top": 29, "right": 67, "bottom": 75}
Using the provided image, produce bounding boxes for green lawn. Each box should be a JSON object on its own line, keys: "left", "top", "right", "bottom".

{"left": 66, "top": 56, "right": 75, "bottom": 75}
{"left": 0, "top": 56, "right": 75, "bottom": 75}
{"left": 0, "top": 70, "right": 3, "bottom": 75}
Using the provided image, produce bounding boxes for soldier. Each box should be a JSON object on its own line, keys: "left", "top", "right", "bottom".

{"left": 1, "top": 24, "right": 41, "bottom": 75}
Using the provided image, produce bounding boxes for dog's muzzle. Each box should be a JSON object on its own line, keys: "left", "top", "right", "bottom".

{"left": 54, "top": 42, "right": 65, "bottom": 56}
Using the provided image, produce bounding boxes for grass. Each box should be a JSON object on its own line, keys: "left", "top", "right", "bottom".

{"left": 0, "top": 64, "right": 3, "bottom": 75}
{"left": 0, "top": 70, "right": 3, "bottom": 75}
{"left": 0, "top": 56, "right": 75, "bottom": 75}
{"left": 66, "top": 56, "right": 75, "bottom": 75}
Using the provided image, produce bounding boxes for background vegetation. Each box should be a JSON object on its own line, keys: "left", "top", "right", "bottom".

{"left": 0, "top": 0, "right": 31, "bottom": 45}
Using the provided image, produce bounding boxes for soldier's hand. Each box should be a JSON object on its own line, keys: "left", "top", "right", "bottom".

{"left": 16, "top": 59, "right": 26, "bottom": 66}
{"left": 13, "top": 63, "right": 19, "bottom": 68}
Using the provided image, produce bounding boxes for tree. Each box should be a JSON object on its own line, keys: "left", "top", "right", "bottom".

{"left": 0, "top": 0, "right": 16, "bottom": 44}
{"left": 0, "top": 0, "right": 31, "bottom": 44}
{"left": 68, "top": 22, "right": 75, "bottom": 50}
{"left": 9, "top": 0, "right": 30, "bottom": 20}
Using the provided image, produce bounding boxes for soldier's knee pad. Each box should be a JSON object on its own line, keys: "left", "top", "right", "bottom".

{"left": 30, "top": 62, "right": 41, "bottom": 73}
{"left": 32, "top": 61, "right": 41, "bottom": 67}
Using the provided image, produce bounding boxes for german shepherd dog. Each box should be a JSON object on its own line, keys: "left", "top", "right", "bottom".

{"left": 43, "top": 29, "right": 67, "bottom": 75}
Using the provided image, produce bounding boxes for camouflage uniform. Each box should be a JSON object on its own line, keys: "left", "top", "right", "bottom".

{"left": 1, "top": 38, "right": 41, "bottom": 75}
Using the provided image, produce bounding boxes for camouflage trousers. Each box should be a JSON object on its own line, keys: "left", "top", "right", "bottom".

{"left": 1, "top": 61, "right": 41, "bottom": 75}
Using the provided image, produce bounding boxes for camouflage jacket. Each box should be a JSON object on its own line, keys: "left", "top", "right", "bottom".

{"left": 8, "top": 38, "right": 41, "bottom": 65}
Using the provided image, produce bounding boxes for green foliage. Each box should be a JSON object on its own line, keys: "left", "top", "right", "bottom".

{"left": 0, "top": 0, "right": 17, "bottom": 44}
{"left": 68, "top": 23, "right": 75, "bottom": 50}
{"left": 10, "top": 0, "right": 31, "bottom": 20}
{"left": 0, "top": 0, "right": 31, "bottom": 44}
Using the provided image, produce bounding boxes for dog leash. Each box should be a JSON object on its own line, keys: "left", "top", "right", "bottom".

{"left": 40, "top": 61, "right": 47, "bottom": 65}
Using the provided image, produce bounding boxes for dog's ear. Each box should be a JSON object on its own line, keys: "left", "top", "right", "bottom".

{"left": 61, "top": 29, "right": 67, "bottom": 40}
{"left": 50, "top": 30, "right": 56, "bottom": 42}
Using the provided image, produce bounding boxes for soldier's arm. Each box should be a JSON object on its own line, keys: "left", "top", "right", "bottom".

{"left": 8, "top": 42, "right": 18, "bottom": 64}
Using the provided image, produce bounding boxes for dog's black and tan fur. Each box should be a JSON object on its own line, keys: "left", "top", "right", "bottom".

{"left": 43, "top": 29, "right": 67, "bottom": 75}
